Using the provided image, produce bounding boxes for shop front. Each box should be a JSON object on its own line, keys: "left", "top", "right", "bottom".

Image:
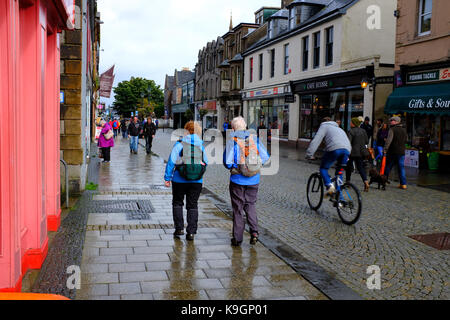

{"left": 243, "top": 85, "right": 290, "bottom": 139}
{"left": 386, "top": 80, "right": 450, "bottom": 172}
{"left": 291, "top": 67, "right": 374, "bottom": 142}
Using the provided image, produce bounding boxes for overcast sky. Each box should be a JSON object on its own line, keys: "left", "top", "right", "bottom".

{"left": 97, "top": 0, "right": 281, "bottom": 106}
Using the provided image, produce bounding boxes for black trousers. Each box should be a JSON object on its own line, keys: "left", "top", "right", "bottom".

{"left": 346, "top": 156, "right": 368, "bottom": 183}
{"left": 145, "top": 135, "right": 153, "bottom": 153}
{"left": 102, "top": 147, "right": 111, "bottom": 162}
{"left": 172, "top": 182, "right": 202, "bottom": 234}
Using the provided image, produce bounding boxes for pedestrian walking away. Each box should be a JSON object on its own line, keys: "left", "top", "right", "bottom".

{"left": 375, "top": 122, "right": 389, "bottom": 163}
{"left": 384, "top": 116, "right": 408, "bottom": 190}
{"left": 361, "top": 117, "right": 374, "bottom": 146}
{"left": 112, "top": 119, "right": 120, "bottom": 138}
{"left": 121, "top": 119, "right": 128, "bottom": 138}
{"left": 143, "top": 116, "right": 157, "bottom": 154}
{"left": 346, "top": 118, "right": 370, "bottom": 192}
{"left": 223, "top": 117, "right": 270, "bottom": 247}
{"left": 128, "top": 116, "right": 141, "bottom": 154}
{"left": 164, "top": 121, "right": 208, "bottom": 241}
{"left": 306, "top": 117, "right": 352, "bottom": 196}
{"left": 98, "top": 119, "right": 115, "bottom": 163}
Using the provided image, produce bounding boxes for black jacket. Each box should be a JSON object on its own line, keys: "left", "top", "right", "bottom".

{"left": 128, "top": 122, "right": 141, "bottom": 137}
{"left": 143, "top": 122, "right": 157, "bottom": 137}
{"left": 348, "top": 127, "right": 369, "bottom": 158}
{"left": 385, "top": 124, "right": 407, "bottom": 155}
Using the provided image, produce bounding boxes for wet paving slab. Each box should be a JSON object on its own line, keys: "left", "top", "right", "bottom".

{"left": 74, "top": 138, "right": 328, "bottom": 300}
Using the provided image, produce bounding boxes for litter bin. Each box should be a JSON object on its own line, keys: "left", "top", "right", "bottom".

{"left": 427, "top": 152, "right": 440, "bottom": 171}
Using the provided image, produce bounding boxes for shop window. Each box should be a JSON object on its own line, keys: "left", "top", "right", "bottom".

{"left": 443, "top": 117, "right": 450, "bottom": 151}
{"left": 347, "top": 90, "right": 364, "bottom": 130}
{"left": 300, "top": 95, "right": 313, "bottom": 139}
{"left": 418, "top": 0, "right": 432, "bottom": 36}
{"left": 411, "top": 114, "right": 440, "bottom": 152}
{"left": 330, "top": 92, "right": 346, "bottom": 130}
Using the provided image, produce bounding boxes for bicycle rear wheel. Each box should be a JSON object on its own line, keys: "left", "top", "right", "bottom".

{"left": 307, "top": 173, "right": 324, "bottom": 211}
{"left": 336, "top": 183, "right": 362, "bottom": 225}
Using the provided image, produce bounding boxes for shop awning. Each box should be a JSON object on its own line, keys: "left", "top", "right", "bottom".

{"left": 385, "top": 82, "right": 450, "bottom": 115}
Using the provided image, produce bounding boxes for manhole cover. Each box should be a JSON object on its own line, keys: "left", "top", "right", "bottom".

{"left": 409, "top": 233, "right": 450, "bottom": 250}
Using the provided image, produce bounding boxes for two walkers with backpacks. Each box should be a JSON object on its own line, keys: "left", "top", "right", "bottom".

{"left": 164, "top": 117, "right": 270, "bottom": 246}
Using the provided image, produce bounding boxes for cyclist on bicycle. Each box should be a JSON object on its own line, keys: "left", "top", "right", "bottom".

{"left": 305, "top": 117, "right": 352, "bottom": 196}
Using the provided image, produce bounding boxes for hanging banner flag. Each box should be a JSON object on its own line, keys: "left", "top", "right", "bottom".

{"left": 99, "top": 65, "right": 115, "bottom": 98}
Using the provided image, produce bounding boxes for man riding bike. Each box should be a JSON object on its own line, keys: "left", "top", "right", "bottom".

{"left": 305, "top": 117, "right": 352, "bottom": 196}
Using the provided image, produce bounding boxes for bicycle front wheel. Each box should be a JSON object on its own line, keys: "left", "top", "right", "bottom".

{"left": 336, "top": 183, "right": 362, "bottom": 225}
{"left": 307, "top": 173, "right": 324, "bottom": 211}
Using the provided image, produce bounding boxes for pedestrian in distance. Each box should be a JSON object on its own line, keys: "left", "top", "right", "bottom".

{"left": 346, "top": 118, "right": 370, "bottom": 192}
{"left": 223, "top": 117, "right": 270, "bottom": 247}
{"left": 128, "top": 116, "right": 141, "bottom": 154}
{"left": 112, "top": 119, "right": 120, "bottom": 139}
{"left": 98, "top": 119, "right": 114, "bottom": 163}
{"left": 375, "top": 122, "right": 389, "bottom": 164}
{"left": 143, "top": 116, "right": 157, "bottom": 155}
{"left": 164, "top": 121, "right": 208, "bottom": 241}
{"left": 373, "top": 118, "right": 383, "bottom": 148}
{"left": 384, "top": 116, "right": 408, "bottom": 190}
{"left": 121, "top": 119, "right": 128, "bottom": 138}
{"left": 361, "top": 117, "right": 374, "bottom": 146}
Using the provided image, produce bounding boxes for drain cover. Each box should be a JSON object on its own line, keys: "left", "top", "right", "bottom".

{"left": 409, "top": 233, "right": 450, "bottom": 250}
{"left": 86, "top": 200, "right": 155, "bottom": 214}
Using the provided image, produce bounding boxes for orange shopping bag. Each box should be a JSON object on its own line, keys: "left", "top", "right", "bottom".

{"left": 380, "top": 156, "right": 387, "bottom": 176}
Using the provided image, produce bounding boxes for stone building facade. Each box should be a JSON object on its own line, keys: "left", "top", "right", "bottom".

{"left": 60, "top": 0, "right": 100, "bottom": 194}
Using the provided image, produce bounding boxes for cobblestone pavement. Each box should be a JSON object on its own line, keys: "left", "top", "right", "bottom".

{"left": 150, "top": 129, "right": 449, "bottom": 300}
{"left": 76, "top": 137, "right": 327, "bottom": 300}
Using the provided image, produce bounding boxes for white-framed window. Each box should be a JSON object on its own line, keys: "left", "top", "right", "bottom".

{"left": 325, "top": 26, "right": 334, "bottom": 66}
{"left": 302, "top": 36, "right": 309, "bottom": 71}
{"left": 259, "top": 53, "right": 264, "bottom": 81}
{"left": 313, "top": 31, "right": 320, "bottom": 69}
{"left": 418, "top": 0, "right": 432, "bottom": 36}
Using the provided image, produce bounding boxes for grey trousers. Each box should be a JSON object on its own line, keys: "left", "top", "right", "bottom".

{"left": 229, "top": 182, "right": 259, "bottom": 242}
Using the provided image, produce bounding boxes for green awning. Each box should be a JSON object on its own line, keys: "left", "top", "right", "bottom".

{"left": 385, "top": 82, "right": 450, "bottom": 115}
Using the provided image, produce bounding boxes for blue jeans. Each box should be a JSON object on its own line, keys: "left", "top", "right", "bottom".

{"left": 385, "top": 154, "right": 407, "bottom": 186}
{"left": 375, "top": 146, "right": 384, "bottom": 162}
{"left": 320, "top": 149, "right": 350, "bottom": 187}
{"left": 130, "top": 136, "right": 139, "bottom": 152}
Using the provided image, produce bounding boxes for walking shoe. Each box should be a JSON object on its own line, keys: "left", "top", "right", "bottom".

{"left": 173, "top": 230, "right": 184, "bottom": 237}
{"left": 325, "top": 184, "right": 336, "bottom": 197}
{"left": 398, "top": 185, "right": 407, "bottom": 190}
{"left": 250, "top": 233, "right": 259, "bottom": 245}
{"left": 231, "top": 239, "right": 242, "bottom": 247}
{"left": 186, "top": 234, "right": 195, "bottom": 241}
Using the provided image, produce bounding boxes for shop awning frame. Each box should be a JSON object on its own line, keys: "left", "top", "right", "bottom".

{"left": 385, "top": 82, "right": 450, "bottom": 115}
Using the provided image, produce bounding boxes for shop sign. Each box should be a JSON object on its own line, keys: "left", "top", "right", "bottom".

{"left": 204, "top": 101, "right": 217, "bottom": 111}
{"left": 302, "top": 80, "right": 333, "bottom": 91}
{"left": 440, "top": 68, "right": 450, "bottom": 81}
{"left": 221, "top": 80, "right": 230, "bottom": 93}
{"left": 405, "top": 149, "right": 419, "bottom": 168}
{"left": 407, "top": 69, "right": 450, "bottom": 84}
{"left": 285, "top": 94, "right": 296, "bottom": 103}
{"left": 408, "top": 98, "right": 450, "bottom": 110}
{"left": 246, "top": 86, "right": 285, "bottom": 99}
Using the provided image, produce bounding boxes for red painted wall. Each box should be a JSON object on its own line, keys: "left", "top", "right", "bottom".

{"left": 0, "top": 0, "right": 73, "bottom": 292}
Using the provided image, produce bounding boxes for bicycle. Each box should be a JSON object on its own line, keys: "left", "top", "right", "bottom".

{"left": 306, "top": 161, "right": 362, "bottom": 226}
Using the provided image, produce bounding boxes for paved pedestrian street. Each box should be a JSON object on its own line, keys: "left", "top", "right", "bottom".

{"left": 75, "top": 137, "right": 327, "bottom": 300}
{"left": 149, "top": 130, "right": 449, "bottom": 300}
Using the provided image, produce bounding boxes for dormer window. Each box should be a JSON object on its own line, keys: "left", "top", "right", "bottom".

{"left": 289, "top": 6, "right": 301, "bottom": 29}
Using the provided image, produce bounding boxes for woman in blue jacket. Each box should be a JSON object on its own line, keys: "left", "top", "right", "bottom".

{"left": 164, "top": 121, "right": 208, "bottom": 241}
{"left": 223, "top": 117, "right": 270, "bottom": 247}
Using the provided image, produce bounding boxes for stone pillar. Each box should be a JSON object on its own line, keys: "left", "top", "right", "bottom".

{"left": 60, "top": 2, "right": 85, "bottom": 195}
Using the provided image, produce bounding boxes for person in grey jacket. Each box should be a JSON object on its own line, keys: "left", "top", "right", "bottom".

{"left": 346, "top": 118, "right": 370, "bottom": 192}
{"left": 306, "top": 118, "right": 352, "bottom": 195}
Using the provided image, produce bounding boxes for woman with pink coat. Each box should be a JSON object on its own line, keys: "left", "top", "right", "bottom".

{"left": 98, "top": 120, "right": 115, "bottom": 163}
